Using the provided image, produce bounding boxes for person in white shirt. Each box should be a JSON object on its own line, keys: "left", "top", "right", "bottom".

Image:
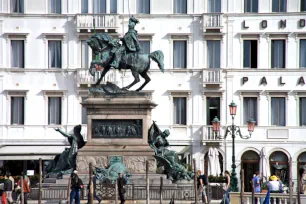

{"left": 267, "top": 175, "right": 282, "bottom": 204}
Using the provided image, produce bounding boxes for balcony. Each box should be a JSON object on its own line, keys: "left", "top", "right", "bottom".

{"left": 76, "top": 68, "right": 118, "bottom": 87}
{"left": 201, "top": 126, "right": 223, "bottom": 145}
{"left": 203, "top": 13, "right": 223, "bottom": 32}
{"left": 76, "top": 14, "right": 119, "bottom": 32}
{"left": 202, "top": 69, "right": 223, "bottom": 87}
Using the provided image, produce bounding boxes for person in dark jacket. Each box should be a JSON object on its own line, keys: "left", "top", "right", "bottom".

{"left": 117, "top": 173, "right": 126, "bottom": 204}
{"left": 87, "top": 174, "right": 101, "bottom": 204}
{"left": 4, "top": 174, "right": 13, "bottom": 204}
{"left": 70, "top": 171, "right": 83, "bottom": 204}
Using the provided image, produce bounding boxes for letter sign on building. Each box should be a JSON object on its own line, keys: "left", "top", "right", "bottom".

{"left": 280, "top": 77, "right": 286, "bottom": 85}
{"left": 300, "top": 19, "right": 306, "bottom": 28}
{"left": 298, "top": 77, "right": 305, "bottom": 85}
{"left": 280, "top": 20, "right": 286, "bottom": 28}
{"left": 261, "top": 20, "right": 268, "bottom": 28}
{"left": 260, "top": 77, "right": 267, "bottom": 85}
{"left": 242, "top": 77, "right": 248, "bottom": 84}
{"left": 243, "top": 21, "right": 249, "bottom": 29}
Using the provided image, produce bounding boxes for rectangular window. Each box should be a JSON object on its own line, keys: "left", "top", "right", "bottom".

{"left": 272, "top": 0, "right": 287, "bottom": 12}
{"left": 11, "top": 0, "right": 24, "bottom": 13}
{"left": 11, "top": 40, "right": 24, "bottom": 68}
{"left": 173, "top": 41, "right": 187, "bottom": 68}
{"left": 243, "top": 97, "right": 257, "bottom": 125}
{"left": 11, "top": 97, "right": 24, "bottom": 125}
{"left": 207, "top": 40, "right": 221, "bottom": 68}
{"left": 82, "top": 97, "right": 87, "bottom": 124}
{"left": 137, "top": 0, "right": 150, "bottom": 14}
{"left": 81, "top": 0, "right": 88, "bottom": 13}
{"left": 93, "top": 0, "right": 106, "bottom": 13}
{"left": 139, "top": 41, "right": 150, "bottom": 54}
{"left": 174, "top": 0, "right": 187, "bottom": 14}
{"left": 206, "top": 97, "right": 220, "bottom": 125}
{"left": 300, "top": 97, "right": 306, "bottom": 126}
{"left": 243, "top": 40, "right": 257, "bottom": 68}
{"left": 244, "top": 0, "right": 258, "bottom": 12}
{"left": 271, "top": 97, "right": 285, "bottom": 126}
{"left": 81, "top": 40, "right": 89, "bottom": 69}
{"left": 50, "top": 0, "right": 61, "bottom": 14}
{"left": 48, "top": 97, "right": 61, "bottom": 125}
{"left": 302, "top": 0, "right": 306, "bottom": 11}
{"left": 300, "top": 39, "right": 306, "bottom": 68}
{"left": 208, "top": 0, "right": 221, "bottom": 12}
{"left": 173, "top": 97, "right": 186, "bottom": 125}
{"left": 110, "top": 0, "right": 117, "bottom": 13}
{"left": 48, "top": 41, "right": 62, "bottom": 68}
{"left": 271, "top": 40, "right": 285, "bottom": 68}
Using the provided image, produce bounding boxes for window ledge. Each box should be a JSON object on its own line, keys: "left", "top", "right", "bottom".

{"left": 168, "top": 90, "right": 191, "bottom": 100}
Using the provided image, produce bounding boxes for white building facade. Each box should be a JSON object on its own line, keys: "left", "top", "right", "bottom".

{"left": 0, "top": 0, "right": 306, "bottom": 191}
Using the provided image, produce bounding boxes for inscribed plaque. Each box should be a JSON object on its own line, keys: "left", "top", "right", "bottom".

{"left": 92, "top": 119, "right": 143, "bottom": 138}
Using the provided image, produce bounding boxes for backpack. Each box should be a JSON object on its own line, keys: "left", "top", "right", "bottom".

{"left": 202, "top": 174, "right": 208, "bottom": 185}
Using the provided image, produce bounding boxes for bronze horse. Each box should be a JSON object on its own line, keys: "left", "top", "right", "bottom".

{"left": 87, "top": 33, "right": 164, "bottom": 91}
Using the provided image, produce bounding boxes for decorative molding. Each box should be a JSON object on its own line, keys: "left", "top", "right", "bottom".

{"left": 42, "top": 90, "right": 67, "bottom": 100}
{"left": 42, "top": 33, "right": 66, "bottom": 43}
{"left": 4, "top": 32, "right": 29, "bottom": 43}
{"left": 168, "top": 90, "right": 192, "bottom": 100}
{"left": 265, "top": 90, "right": 290, "bottom": 100}
{"left": 202, "top": 90, "right": 225, "bottom": 100}
{"left": 293, "top": 90, "right": 306, "bottom": 100}
{"left": 5, "top": 89, "right": 29, "bottom": 100}
{"left": 168, "top": 33, "right": 192, "bottom": 43}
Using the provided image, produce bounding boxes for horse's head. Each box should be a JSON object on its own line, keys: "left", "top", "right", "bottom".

{"left": 87, "top": 35, "right": 103, "bottom": 56}
{"left": 87, "top": 33, "right": 113, "bottom": 55}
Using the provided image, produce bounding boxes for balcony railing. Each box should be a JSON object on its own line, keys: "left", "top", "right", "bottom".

{"left": 203, "top": 69, "right": 222, "bottom": 86}
{"left": 230, "top": 192, "right": 299, "bottom": 204}
{"left": 76, "top": 14, "right": 119, "bottom": 30}
{"left": 203, "top": 13, "right": 223, "bottom": 29}
{"left": 202, "top": 126, "right": 223, "bottom": 141}
{"left": 76, "top": 69, "right": 118, "bottom": 86}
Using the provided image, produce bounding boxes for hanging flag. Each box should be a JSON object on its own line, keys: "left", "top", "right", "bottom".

{"left": 262, "top": 189, "right": 270, "bottom": 204}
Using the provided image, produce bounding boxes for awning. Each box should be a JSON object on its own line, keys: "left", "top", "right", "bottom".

{"left": 0, "top": 145, "right": 69, "bottom": 160}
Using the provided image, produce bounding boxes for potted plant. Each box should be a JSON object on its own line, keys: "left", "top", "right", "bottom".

{"left": 261, "top": 181, "right": 269, "bottom": 193}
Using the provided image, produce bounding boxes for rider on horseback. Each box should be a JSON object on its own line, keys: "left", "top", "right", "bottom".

{"left": 110, "top": 16, "right": 141, "bottom": 69}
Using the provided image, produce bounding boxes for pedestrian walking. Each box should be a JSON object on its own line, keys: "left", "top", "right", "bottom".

{"left": 17, "top": 176, "right": 30, "bottom": 204}
{"left": 196, "top": 170, "right": 208, "bottom": 204}
{"left": 117, "top": 173, "right": 126, "bottom": 204}
{"left": 221, "top": 170, "right": 231, "bottom": 204}
{"left": 87, "top": 173, "right": 102, "bottom": 204}
{"left": 252, "top": 171, "right": 261, "bottom": 203}
{"left": 4, "top": 174, "right": 13, "bottom": 204}
{"left": 301, "top": 168, "right": 306, "bottom": 194}
{"left": 70, "top": 170, "right": 83, "bottom": 204}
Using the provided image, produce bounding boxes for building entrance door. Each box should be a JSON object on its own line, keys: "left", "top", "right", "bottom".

{"left": 241, "top": 150, "right": 259, "bottom": 192}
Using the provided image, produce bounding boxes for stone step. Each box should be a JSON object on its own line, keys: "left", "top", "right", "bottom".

{"left": 43, "top": 178, "right": 56, "bottom": 184}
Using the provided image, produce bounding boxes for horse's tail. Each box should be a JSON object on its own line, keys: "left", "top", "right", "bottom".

{"left": 149, "top": 50, "right": 164, "bottom": 73}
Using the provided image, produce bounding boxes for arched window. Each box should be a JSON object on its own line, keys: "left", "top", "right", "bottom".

{"left": 269, "top": 151, "right": 289, "bottom": 183}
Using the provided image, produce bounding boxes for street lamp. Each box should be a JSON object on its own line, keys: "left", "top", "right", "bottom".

{"left": 211, "top": 101, "right": 256, "bottom": 192}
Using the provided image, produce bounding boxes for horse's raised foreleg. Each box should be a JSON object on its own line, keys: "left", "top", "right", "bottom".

{"left": 96, "top": 66, "right": 111, "bottom": 85}
{"left": 123, "top": 71, "right": 140, "bottom": 90}
{"left": 136, "top": 72, "right": 151, "bottom": 91}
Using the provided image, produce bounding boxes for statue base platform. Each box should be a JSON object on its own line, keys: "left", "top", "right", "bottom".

{"left": 77, "top": 91, "right": 157, "bottom": 174}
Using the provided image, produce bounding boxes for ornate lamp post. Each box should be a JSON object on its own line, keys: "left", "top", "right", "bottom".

{"left": 211, "top": 101, "right": 256, "bottom": 192}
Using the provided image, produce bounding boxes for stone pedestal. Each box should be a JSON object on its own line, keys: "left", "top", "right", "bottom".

{"left": 77, "top": 92, "right": 157, "bottom": 174}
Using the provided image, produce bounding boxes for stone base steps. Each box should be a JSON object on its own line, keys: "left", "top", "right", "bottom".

{"left": 26, "top": 200, "right": 222, "bottom": 204}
